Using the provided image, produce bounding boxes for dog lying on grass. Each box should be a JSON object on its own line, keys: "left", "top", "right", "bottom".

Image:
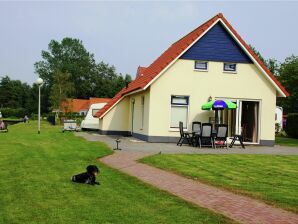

{"left": 71, "top": 165, "right": 100, "bottom": 185}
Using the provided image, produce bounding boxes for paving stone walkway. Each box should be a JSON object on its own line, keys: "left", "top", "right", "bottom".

{"left": 100, "top": 152, "right": 298, "bottom": 224}
{"left": 76, "top": 132, "right": 298, "bottom": 223}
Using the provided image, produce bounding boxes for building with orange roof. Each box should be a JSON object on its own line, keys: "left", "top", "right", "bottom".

{"left": 94, "top": 13, "right": 288, "bottom": 146}
{"left": 61, "top": 97, "right": 111, "bottom": 116}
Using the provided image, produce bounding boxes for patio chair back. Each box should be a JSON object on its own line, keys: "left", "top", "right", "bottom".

{"left": 201, "top": 123, "right": 212, "bottom": 137}
{"left": 192, "top": 122, "right": 201, "bottom": 135}
{"left": 216, "top": 124, "right": 228, "bottom": 139}
{"left": 179, "top": 121, "right": 184, "bottom": 137}
{"left": 177, "top": 121, "right": 192, "bottom": 146}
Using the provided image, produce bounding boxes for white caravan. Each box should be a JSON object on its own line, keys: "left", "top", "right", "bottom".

{"left": 275, "top": 106, "right": 283, "bottom": 133}
{"left": 81, "top": 103, "right": 107, "bottom": 130}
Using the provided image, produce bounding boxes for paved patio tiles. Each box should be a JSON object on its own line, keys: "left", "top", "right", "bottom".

{"left": 75, "top": 132, "right": 298, "bottom": 155}
{"left": 100, "top": 152, "right": 298, "bottom": 224}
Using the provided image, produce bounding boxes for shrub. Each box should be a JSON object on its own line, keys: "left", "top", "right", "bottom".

{"left": 285, "top": 113, "right": 298, "bottom": 138}
{"left": 275, "top": 130, "right": 287, "bottom": 137}
{"left": 0, "top": 107, "right": 28, "bottom": 118}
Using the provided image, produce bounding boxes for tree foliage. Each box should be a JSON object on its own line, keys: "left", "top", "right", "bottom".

{"left": 285, "top": 113, "right": 298, "bottom": 138}
{"left": 0, "top": 76, "right": 30, "bottom": 108}
{"left": 49, "top": 70, "right": 75, "bottom": 110}
{"left": 276, "top": 56, "right": 298, "bottom": 113}
{"left": 1, "top": 37, "right": 133, "bottom": 116}
{"left": 0, "top": 76, "right": 45, "bottom": 117}
{"left": 249, "top": 45, "right": 280, "bottom": 75}
{"left": 34, "top": 37, "right": 131, "bottom": 101}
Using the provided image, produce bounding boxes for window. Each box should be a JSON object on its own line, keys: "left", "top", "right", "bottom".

{"left": 170, "top": 96, "right": 189, "bottom": 129}
{"left": 223, "top": 63, "right": 237, "bottom": 72}
{"left": 92, "top": 109, "right": 100, "bottom": 117}
{"left": 194, "top": 61, "right": 208, "bottom": 71}
{"left": 141, "top": 96, "right": 145, "bottom": 129}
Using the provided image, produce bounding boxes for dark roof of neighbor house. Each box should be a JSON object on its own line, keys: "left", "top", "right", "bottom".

{"left": 95, "top": 13, "right": 289, "bottom": 119}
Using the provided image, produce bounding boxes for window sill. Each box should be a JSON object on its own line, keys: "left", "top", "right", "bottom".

{"left": 223, "top": 71, "right": 237, "bottom": 74}
{"left": 169, "top": 128, "right": 188, "bottom": 132}
{"left": 194, "top": 69, "right": 208, "bottom": 72}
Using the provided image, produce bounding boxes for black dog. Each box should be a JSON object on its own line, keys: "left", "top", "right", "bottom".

{"left": 71, "top": 165, "right": 100, "bottom": 185}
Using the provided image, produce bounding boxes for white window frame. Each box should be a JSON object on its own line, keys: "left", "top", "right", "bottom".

{"left": 169, "top": 95, "right": 189, "bottom": 130}
{"left": 194, "top": 61, "right": 208, "bottom": 71}
{"left": 223, "top": 63, "right": 237, "bottom": 73}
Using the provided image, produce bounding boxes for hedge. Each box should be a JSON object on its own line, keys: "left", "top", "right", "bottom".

{"left": 285, "top": 113, "right": 298, "bottom": 138}
{"left": 0, "top": 108, "right": 28, "bottom": 118}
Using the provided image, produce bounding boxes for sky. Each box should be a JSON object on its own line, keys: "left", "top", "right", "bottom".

{"left": 0, "top": 1, "right": 297, "bottom": 84}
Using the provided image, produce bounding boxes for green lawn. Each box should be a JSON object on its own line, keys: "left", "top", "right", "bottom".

{"left": 276, "top": 136, "right": 298, "bottom": 147}
{"left": 0, "top": 122, "right": 231, "bottom": 224}
{"left": 141, "top": 154, "right": 298, "bottom": 213}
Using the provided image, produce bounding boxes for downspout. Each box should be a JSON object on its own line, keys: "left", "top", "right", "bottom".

{"left": 131, "top": 98, "right": 135, "bottom": 136}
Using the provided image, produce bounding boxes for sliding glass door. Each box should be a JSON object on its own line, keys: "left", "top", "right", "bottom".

{"left": 218, "top": 99, "right": 260, "bottom": 143}
{"left": 240, "top": 101, "right": 259, "bottom": 143}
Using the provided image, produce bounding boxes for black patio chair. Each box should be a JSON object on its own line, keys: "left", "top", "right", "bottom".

{"left": 177, "top": 121, "right": 192, "bottom": 146}
{"left": 192, "top": 122, "right": 201, "bottom": 147}
{"left": 214, "top": 124, "right": 228, "bottom": 148}
{"left": 200, "top": 123, "right": 213, "bottom": 148}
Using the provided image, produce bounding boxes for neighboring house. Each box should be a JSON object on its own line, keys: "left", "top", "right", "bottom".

{"left": 61, "top": 98, "right": 111, "bottom": 116}
{"left": 95, "top": 13, "right": 288, "bottom": 146}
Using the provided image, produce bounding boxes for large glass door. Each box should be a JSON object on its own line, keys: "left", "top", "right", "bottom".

{"left": 218, "top": 99, "right": 260, "bottom": 143}
{"left": 240, "top": 101, "right": 259, "bottom": 143}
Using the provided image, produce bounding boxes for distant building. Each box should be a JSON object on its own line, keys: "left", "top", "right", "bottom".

{"left": 60, "top": 98, "right": 111, "bottom": 116}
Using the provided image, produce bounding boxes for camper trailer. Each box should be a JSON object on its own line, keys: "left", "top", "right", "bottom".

{"left": 275, "top": 106, "right": 283, "bottom": 133}
{"left": 81, "top": 103, "right": 107, "bottom": 130}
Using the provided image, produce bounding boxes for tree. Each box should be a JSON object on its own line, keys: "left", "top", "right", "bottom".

{"left": 35, "top": 37, "right": 132, "bottom": 99}
{"left": 34, "top": 38, "right": 96, "bottom": 98}
{"left": 0, "top": 76, "right": 31, "bottom": 109}
{"left": 276, "top": 55, "right": 298, "bottom": 113}
{"left": 0, "top": 76, "right": 50, "bottom": 116}
{"left": 266, "top": 58, "right": 280, "bottom": 76}
{"left": 92, "top": 62, "right": 132, "bottom": 98}
{"left": 49, "top": 70, "right": 75, "bottom": 111}
{"left": 249, "top": 45, "right": 280, "bottom": 76}
{"left": 249, "top": 45, "right": 267, "bottom": 65}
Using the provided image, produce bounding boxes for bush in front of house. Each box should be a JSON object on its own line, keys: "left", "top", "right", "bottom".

{"left": 285, "top": 113, "right": 298, "bottom": 138}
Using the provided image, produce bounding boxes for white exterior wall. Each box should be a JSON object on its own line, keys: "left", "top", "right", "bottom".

{"left": 101, "top": 97, "right": 130, "bottom": 132}
{"left": 148, "top": 59, "right": 277, "bottom": 142}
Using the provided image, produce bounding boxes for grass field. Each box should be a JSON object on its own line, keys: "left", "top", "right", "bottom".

{"left": 0, "top": 122, "right": 231, "bottom": 224}
{"left": 141, "top": 154, "right": 298, "bottom": 213}
{"left": 276, "top": 136, "right": 298, "bottom": 147}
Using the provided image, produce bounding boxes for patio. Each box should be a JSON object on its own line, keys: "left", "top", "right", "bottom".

{"left": 75, "top": 132, "right": 298, "bottom": 155}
